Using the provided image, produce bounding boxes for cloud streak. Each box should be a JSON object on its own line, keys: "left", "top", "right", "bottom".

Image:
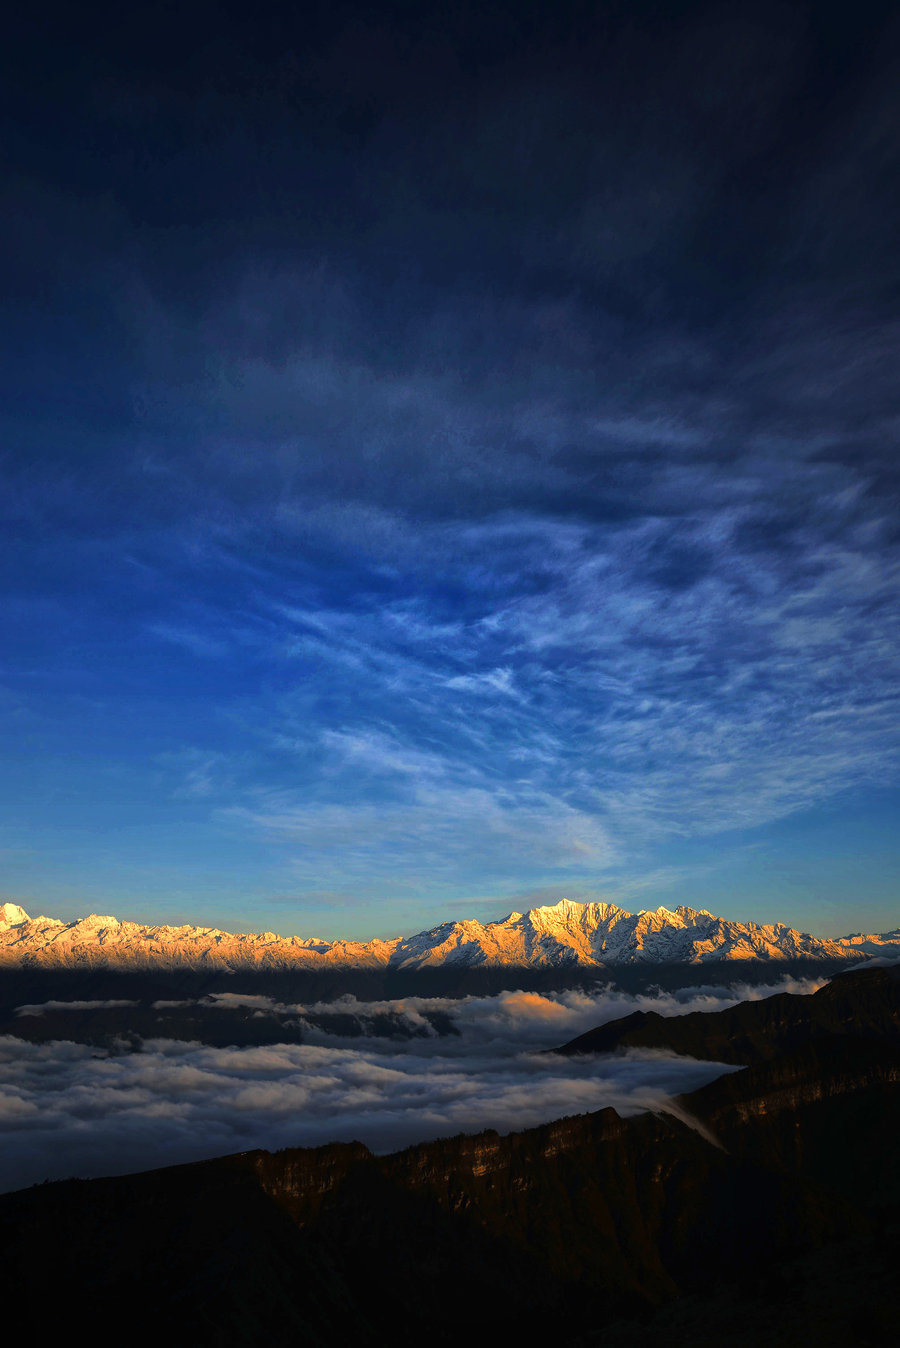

{"left": 14, "top": 999, "right": 139, "bottom": 1017}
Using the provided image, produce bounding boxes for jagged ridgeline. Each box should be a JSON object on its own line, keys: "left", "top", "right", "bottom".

{"left": 2, "top": 964, "right": 899, "bottom": 1348}
{"left": 2, "top": 896, "right": 892, "bottom": 1018}
{"left": 2, "top": 897, "right": 897, "bottom": 972}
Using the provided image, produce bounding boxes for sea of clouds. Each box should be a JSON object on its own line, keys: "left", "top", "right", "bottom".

{"left": 0, "top": 977, "right": 823, "bottom": 1192}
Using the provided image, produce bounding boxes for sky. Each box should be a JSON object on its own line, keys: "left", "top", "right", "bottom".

{"left": 1, "top": 0, "right": 899, "bottom": 939}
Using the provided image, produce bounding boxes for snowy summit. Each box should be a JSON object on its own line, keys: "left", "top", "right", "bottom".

{"left": 0, "top": 898, "right": 897, "bottom": 972}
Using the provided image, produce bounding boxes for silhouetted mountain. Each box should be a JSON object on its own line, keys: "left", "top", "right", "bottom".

{"left": 2, "top": 965, "right": 899, "bottom": 1347}
{"left": 555, "top": 963, "right": 900, "bottom": 1062}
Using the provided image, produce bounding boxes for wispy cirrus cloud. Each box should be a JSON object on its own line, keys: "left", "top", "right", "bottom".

{"left": 197, "top": 465, "right": 899, "bottom": 896}
{"left": 2, "top": 1, "right": 899, "bottom": 929}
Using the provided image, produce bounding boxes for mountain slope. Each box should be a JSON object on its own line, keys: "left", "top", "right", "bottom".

{"left": 1, "top": 897, "right": 896, "bottom": 972}
{"left": 2, "top": 966, "right": 899, "bottom": 1347}
{"left": 554, "top": 963, "right": 900, "bottom": 1062}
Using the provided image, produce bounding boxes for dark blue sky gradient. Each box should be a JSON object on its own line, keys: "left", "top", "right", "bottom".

{"left": 2, "top": 0, "right": 899, "bottom": 937}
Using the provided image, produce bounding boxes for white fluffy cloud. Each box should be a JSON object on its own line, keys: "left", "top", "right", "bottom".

{"left": 0, "top": 1034, "right": 740, "bottom": 1192}
{"left": 0, "top": 977, "right": 821, "bottom": 1192}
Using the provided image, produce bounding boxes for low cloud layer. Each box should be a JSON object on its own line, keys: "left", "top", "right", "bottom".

{"left": 0, "top": 978, "right": 819, "bottom": 1192}
{"left": 14, "top": 975, "right": 824, "bottom": 1048}
{"left": 15, "top": 999, "right": 139, "bottom": 1017}
{"left": 288, "top": 977, "right": 825, "bottom": 1052}
{"left": 0, "top": 1035, "right": 739, "bottom": 1194}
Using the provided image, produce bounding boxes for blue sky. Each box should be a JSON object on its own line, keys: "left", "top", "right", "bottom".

{"left": 2, "top": 0, "right": 899, "bottom": 938}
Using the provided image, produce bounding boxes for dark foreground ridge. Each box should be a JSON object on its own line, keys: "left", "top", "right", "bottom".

{"left": 2, "top": 965, "right": 900, "bottom": 1346}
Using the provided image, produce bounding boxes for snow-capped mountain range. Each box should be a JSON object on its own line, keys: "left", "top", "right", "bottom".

{"left": 1, "top": 898, "right": 898, "bottom": 971}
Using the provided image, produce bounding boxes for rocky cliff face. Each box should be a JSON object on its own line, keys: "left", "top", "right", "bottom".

{"left": 1, "top": 896, "right": 895, "bottom": 972}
